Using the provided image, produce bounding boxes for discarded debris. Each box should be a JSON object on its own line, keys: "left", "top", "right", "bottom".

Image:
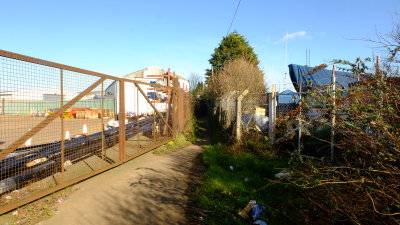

{"left": 239, "top": 200, "right": 256, "bottom": 220}
{"left": 15, "top": 218, "right": 27, "bottom": 224}
{"left": 64, "top": 160, "right": 73, "bottom": 168}
{"left": 239, "top": 201, "right": 267, "bottom": 224}
{"left": 5, "top": 195, "right": 12, "bottom": 200}
{"left": 251, "top": 204, "right": 265, "bottom": 221}
{"left": 253, "top": 219, "right": 267, "bottom": 225}
{"left": 274, "top": 172, "right": 292, "bottom": 180}
{"left": 229, "top": 166, "right": 234, "bottom": 171}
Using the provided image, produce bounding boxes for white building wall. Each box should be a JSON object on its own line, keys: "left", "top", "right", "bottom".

{"left": 105, "top": 80, "right": 167, "bottom": 116}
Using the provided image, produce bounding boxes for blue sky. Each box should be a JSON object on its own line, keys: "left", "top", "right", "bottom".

{"left": 1, "top": 0, "right": 399, "bottom": 89}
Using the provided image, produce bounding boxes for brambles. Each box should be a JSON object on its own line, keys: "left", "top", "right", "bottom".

{"left": 279, "top": 62, "right": 400, "bottom": 224}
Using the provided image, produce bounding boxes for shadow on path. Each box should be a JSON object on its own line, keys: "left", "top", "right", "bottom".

{"left": 40, "top": 118, "right": 210, "bottom": 225}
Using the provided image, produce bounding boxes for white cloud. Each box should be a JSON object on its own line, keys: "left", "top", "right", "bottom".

{"left": 273, "top": 31, "right": 309, "bottom": 45}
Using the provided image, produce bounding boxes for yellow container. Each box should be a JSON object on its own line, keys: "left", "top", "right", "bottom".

{"left": 47, "top": 108, "right": 71, "bottom": 118}
{"left": 255, "top": 106, "right": 266, "bottom": 115}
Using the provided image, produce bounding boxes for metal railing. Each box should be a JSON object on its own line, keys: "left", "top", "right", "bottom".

{"left": 0, "top": 50, "right": 189, "bottom": 214}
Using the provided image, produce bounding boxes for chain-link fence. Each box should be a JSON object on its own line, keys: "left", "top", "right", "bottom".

{"left": 212, "top": 78, "right": 334, "bottom": 159}
{"left": 213, "top": 88, "right": 298, "bottom": 141}
{"left": 241, "top": 93, "right": 268, "bottom": 133}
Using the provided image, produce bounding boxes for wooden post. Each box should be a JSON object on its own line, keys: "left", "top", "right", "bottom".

{"left": 268, "top": 84, "right": 277, "bottom": 143}
{"left": 118, "top": 81, "right": 126, "bottom": 162}
{"left": 331, "top": 65, "right": 336, "bottom": 162}
{"left": 236, "top": 90, "right": 249, "bottom": 140}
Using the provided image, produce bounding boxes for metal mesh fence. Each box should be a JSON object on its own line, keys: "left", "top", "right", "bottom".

{"left": 298, "top": 88, "right": 332, "bottom": 157}
{"left": 214, "top": 91, "right": 238, "bottom": 130}
{"left": 0, "top": 50, "right": 186, "bottom": 214}
{"left": 241, "top": 93, "right": 268, "bottom": 132}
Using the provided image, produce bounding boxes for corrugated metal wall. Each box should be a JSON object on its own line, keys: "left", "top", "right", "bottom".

{"left": 2, "top": 99, "right": 115, "bottom": 115}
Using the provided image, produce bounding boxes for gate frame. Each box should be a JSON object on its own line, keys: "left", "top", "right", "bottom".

{"left": 0, "top": 49, "right": 187, "bottom": 215}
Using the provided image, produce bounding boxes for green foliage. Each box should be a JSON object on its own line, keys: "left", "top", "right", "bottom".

{"left": 153, "top": 134, "right": 190, "bottom": 154}
{"left": 191, "top": 82, "right": 205, "bottom": 97}
{"left": 206, "top": 32, "right": 259, "bottom": 78}
{"left": 197, "top": 145, "right": 303, "bottom": 225}
{"left": 231, "top": 132, "right": 277, "bottom": 159}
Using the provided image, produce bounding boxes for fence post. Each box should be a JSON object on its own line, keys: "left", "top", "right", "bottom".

{"left": 171, "top": 79, "right": 179, "bottom": 137}
{"left": 298, "top": 81, "right": 303, "bottom": 151}
{"left": 223, "top": 94, "right": 228, "bottom": 126}
{"left": 331, "top": 65, "right": 336, "bottom": 162}
{"left": 268, "top": 84, "right": 276, "bottom": 143}
{"left": 236, "top": 90, "right": 249, "bottom": 140}
{"left": 118, "top": 81, "right": 126, "bottom": 162}
{"left": 179, "top": 89, "right": 185, "bottom": 132}
{"left": 60, "top": 69, "right": 65, "bottom": 183}
{"left": 226, "top": 92, "right": 236, "bottom": 127}
{"left": 218, "top": 97, "right": 222, "bottom": 123}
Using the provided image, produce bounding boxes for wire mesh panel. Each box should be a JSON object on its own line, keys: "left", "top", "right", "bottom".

{"left": 0, "top": 56, "right": 119, "bottom": 209}
{"left": 122, "top": 80, "right": 173, "bottom": 159}
{"left": 298, "top": 85, "right": 333, "bottom": 157}
{"left": 241, "top": 92, "right": 268, "bottom": 133}
{"left": 0, "top": 50, "right": 179, "bottom": 214}
{"left": 0, "top": 56, "right": 63, "bottom": 208}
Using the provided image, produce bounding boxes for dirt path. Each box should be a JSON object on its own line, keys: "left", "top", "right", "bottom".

{"left": 37, "top": 144, "right": 204, "bottom": 225}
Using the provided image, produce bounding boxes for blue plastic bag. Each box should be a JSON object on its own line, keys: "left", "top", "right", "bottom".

{"left": 251, "top": 204, "right": 265, "bottom": 221}
{"left": 253, "top": 220, "right": 267, "bottom": 225}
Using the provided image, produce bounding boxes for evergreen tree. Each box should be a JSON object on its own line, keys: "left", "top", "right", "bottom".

{"left": 206, "top": 32, "right": 259, "bottom": 78}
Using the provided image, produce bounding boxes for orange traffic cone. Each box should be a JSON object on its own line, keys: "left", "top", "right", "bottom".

{"left": 82, "top": 119, "right": 88, "bottom": 136}
{"left": 65, "top": 128, "right": 71, "bottom": 140}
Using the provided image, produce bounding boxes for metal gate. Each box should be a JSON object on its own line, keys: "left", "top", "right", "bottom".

{"left": 0, "top": 50, "right": 188, "bottom": 214}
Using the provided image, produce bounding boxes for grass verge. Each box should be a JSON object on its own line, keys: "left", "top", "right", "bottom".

{"left": 152, "top": 134, "right": 191, "bottom": 154}
{"left": 197, "top": 144, "right": 304, "bottom": 225}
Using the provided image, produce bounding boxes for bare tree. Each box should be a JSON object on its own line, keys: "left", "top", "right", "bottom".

{"left": 188, "top": 72, "right": 202, "bottom": 90}
{"left": 208, "top": 58, "right": 266, "bottom": 97}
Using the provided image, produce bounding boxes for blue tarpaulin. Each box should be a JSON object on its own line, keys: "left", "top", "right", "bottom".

{"left": 277, "top": 90, "right": 299, "bottom": 104}
{"left": 288, "top": 64, "right": 357, "bottom": 92}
